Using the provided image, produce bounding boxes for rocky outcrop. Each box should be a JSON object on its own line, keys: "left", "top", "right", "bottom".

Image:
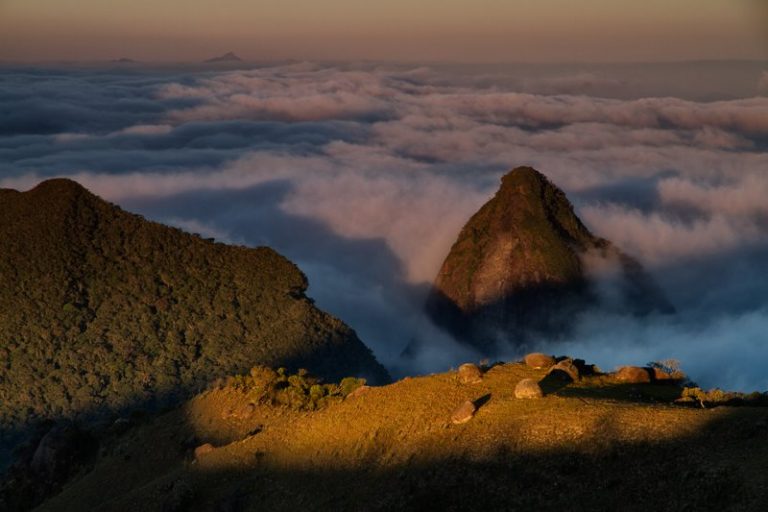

{"left": 457, "top": 363, "right": 483, "bottom": 384}
{"left": 614, "top": 366, "right": 653, "bottom": 384}
{"left": 514, "top": 378, "right": 544, "bottom": 399}
{"left": 450, "top": 400, "right": 477, "bottom": 424}
{"left": 548, "top": 360, "right": 581, "bottom": 382}
{"left": 524, "top": 353, "right": 556, "bottom": 369}
{"left": 426, "top": 166, "right": 673, "bottom": 353}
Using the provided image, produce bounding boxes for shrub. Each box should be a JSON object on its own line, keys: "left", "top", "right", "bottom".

{"left": 339, "top": 377, "right": 366, "bottom": 396}
{"left": 678, "top": 387, "right": 768, "bottom": 407}
{"left": 648, "top": 359, "right": 689, "bottom": 383}
{"left": 222, "top": 366, "right": 367, "bottom": 411}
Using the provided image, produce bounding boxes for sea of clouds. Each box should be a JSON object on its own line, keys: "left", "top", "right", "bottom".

{"left": 1, "top": 60, "right": 767, "bottom": 390}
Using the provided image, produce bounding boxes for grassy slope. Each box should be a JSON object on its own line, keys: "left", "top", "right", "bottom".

{"left": 37, "top": 363, "right": 768, "bottom": 512}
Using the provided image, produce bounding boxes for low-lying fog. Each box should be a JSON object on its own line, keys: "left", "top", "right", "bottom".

{"left": 2, "top": 60, "right": 767, "bottom": 390}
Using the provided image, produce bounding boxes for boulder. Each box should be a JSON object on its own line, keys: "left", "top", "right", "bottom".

{"left": 514, "top": 378, "right": 544, "bottom": 399}
{"left": 548, "top": 359, "right": 580, "bottom": 382}
{"left": 451, "top": 400, "right": 477, "bottom": 424}
{"left": 457, "top": 363, "right": 483, "bottom": 384}
{"left": 615, "top": 366, "right": 652, "bottom": 384}
{"left": 194, "top": 443, "right": 215, "bottom": 459}
{"left": 524, "top": 353, "right": 556, "bottom": 369}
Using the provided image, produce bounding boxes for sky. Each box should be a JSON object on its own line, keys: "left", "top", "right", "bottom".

{"left": 1, "top": 0, "right": 767, "bottom": 63}
{"left": 1, "top": 60, "right": 768, "bottom": 391}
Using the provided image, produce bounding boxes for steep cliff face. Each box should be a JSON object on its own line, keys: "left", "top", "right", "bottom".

{"left": 0, "top": 179, "right": 389, "bottom": 437}
{"left": 426, "top": 167, "right": 672, "bottom": 352}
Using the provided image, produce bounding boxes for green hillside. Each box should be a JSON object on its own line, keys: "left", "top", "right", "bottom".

{"left": 0, "top": 179, "right": 388, "bottom": 454}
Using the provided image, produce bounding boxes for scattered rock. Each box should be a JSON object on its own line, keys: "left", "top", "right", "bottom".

{"left": 514, "top": 378, "right": 544, "bottom": 399}
{"left": 194, "top": 443, "right": 215, "bottom": 459}
{"left": 451, "top": 400, "right": 477, "bottom": 424}
{"left": 347, "top": 385, "right": 370, "bottom": 399}
{"left": 615, "top": 366, "right": 652, "bottom": 384}
{"left": 524, "top": 353, "right": 556, "bottom": 369}
{"left": 548, "top": 359, "right": 580, "bottom": 382}
{"left": 458, "top": 363, "right": 483, "bottom": 384}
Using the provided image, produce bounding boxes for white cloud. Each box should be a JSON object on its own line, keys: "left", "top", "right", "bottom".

{"left": 658, "top": 173, "right": 768, "bottom": 217}
{"left": 4, "top": 62, "right": 768, "bottom": 390}
{"left": 581, "top": 204, "right": 762, "bottom": 266}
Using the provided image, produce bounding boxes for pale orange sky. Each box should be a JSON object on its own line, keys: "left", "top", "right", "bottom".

{"left": 1, "top": 0, "right": 766, "bottom": 63}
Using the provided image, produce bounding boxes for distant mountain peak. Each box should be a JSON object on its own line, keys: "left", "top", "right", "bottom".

{"left": 204, "top": 51, "right": 243, "bottom": 63}
{"left": 31, "top": 177, "right": 88, "bottom": 192}
{"left": 22, "top": 177, "right": 100, "bottom": 208}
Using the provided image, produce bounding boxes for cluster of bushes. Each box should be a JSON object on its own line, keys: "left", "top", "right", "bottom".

{"left": 216, "top": 366, "right": 366, "bottom": 411}
{"left": 678, "top": 387, "right": 768, "bottom": 408}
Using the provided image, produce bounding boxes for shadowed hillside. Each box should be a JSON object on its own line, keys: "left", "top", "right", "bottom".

{"left": 10, "top": 358, "right": 768, "bottom": 512}
{"left": 0, "top": 179, "right": 388, "bottom": 459}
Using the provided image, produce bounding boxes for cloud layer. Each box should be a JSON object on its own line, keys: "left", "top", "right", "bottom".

{"left": 2, "top": 61, "right": 767, "bottom": 390}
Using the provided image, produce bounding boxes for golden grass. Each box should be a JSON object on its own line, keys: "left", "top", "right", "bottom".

{"left": 36, "top": 363, "right": 768, "bottom": 511}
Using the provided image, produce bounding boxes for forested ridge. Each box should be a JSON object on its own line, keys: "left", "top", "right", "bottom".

{"left": 0, "top": 179, "right": 388, "bottom": 436}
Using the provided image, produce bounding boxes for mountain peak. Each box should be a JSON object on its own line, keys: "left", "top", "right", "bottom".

{"left": 499, "top": 165, "right": 549, "bottom": 188}
{"left": 14, "top": 178, "right": 104, "bottom": 217}
{"left": 426, "top": 166, "right": 671, "bottom": 352}
{"left": 204, "top": 51, "right": 243, "bottom": 63}
{"left": 30, "top": 177, "right": 89, "bottom": 194}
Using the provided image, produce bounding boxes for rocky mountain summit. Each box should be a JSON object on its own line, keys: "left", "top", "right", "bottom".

{"left": 0, "top": 179, "right": 388, "bottom": 459}
{"left": 426, "top": 166, "right": 672, "bottom": 352}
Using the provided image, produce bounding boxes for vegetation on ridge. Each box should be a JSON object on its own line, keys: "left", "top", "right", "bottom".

{"left": 0, "top": 178, "right": 388, "bottom": 454}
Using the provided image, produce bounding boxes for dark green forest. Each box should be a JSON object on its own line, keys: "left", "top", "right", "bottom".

{"left": 0, "top": 179, "right": 388, "bottom": 442}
